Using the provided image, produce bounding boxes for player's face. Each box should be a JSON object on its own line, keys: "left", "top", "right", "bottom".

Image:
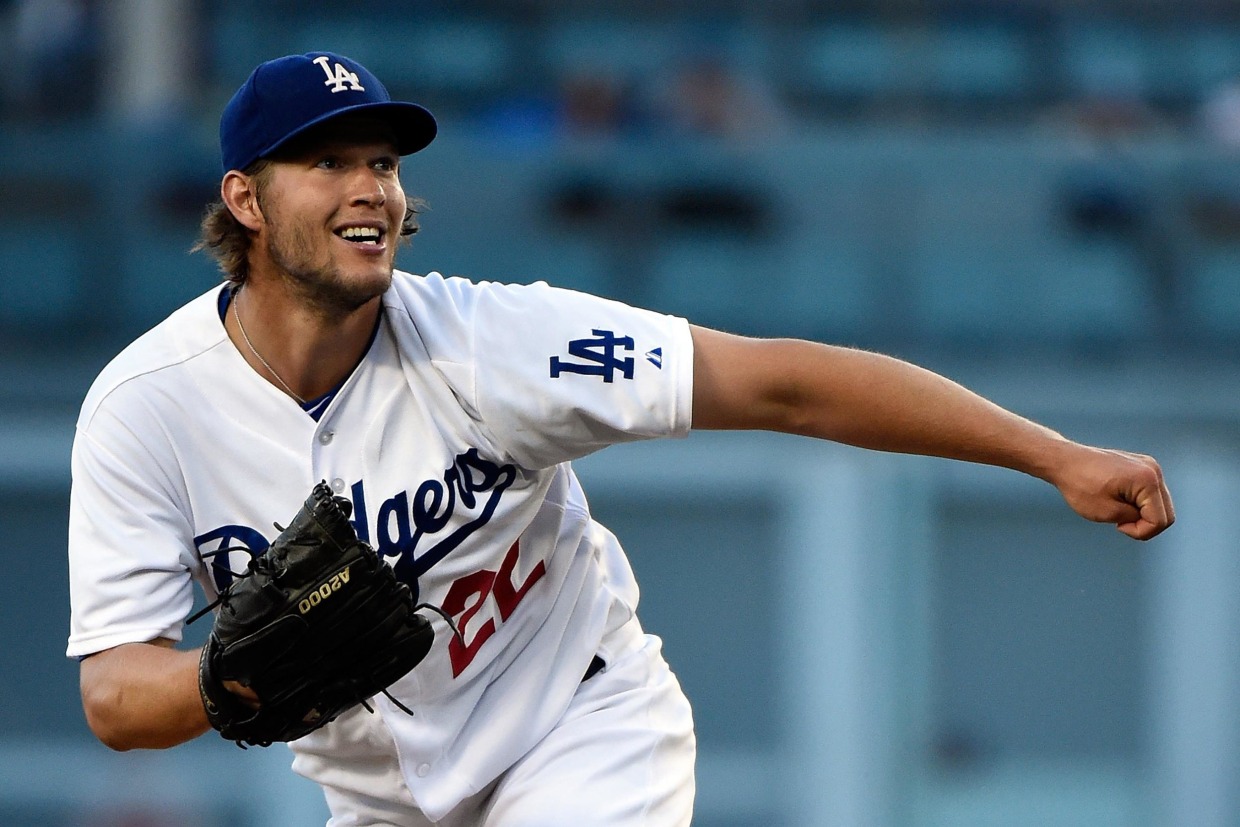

{"left": 255, "top": 119, "right": 407, "bottom": 313}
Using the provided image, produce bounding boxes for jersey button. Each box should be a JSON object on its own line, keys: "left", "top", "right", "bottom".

{"left": 331, "top": 478, "right": 345, "bottom": 493}
{"left": 416, "top": 763, "right": 431, "bottom": 777}
{"left": 319, "top": 431, "right": 334, "bottom": 445}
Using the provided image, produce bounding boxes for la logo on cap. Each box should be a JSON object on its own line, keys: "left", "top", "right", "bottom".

{"left": 313, "top": 55, "right": 365, "bottom": 93}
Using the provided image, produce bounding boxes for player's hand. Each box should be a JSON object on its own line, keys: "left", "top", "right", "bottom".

{"left": 1049, "top": 444, "right": 1175, "bottom": 540}
{"left": 223, "top": 679, "right": 261, "bottom": 709}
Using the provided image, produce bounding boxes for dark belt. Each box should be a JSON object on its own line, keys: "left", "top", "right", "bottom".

{"left": 582, "top": 655, "right": 605, "bottom": 683}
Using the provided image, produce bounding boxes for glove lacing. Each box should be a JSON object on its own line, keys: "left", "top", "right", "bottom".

{"left": 186, "top": 545, "right": 256, "bottom": 624}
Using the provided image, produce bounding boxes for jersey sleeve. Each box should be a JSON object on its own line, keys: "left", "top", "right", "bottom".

{"left": 66, "top": 394, "right": 198, "bottom": 659}
{"left": 398, "top": 275, "right": 694, "bottom": 469}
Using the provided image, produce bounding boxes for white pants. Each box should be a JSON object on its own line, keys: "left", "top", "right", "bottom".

{"left": 324, "top": 634, "right": 696, "bottom": 826}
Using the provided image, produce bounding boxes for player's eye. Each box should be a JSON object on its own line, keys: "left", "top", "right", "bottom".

{"left": 372, "top": 157, "right": 398, "bottom": 173}
{"left": 316, "top": 156, "right": 342, "bottom": 170}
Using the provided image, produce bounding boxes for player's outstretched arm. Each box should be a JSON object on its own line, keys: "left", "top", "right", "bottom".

{"left": 79, "top": 639, "right": 210, "bottom": 750}
{"left": 689, "top": 326, "right": 1175, "bottom": 540}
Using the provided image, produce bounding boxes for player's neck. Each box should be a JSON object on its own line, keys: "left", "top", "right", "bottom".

{"left": 226, "top": 279, "right": 381, "bottom": 403}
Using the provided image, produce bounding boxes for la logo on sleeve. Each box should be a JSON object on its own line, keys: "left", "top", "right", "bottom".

{"left": 550, "top": 329, "right": 636, "bottom": 383}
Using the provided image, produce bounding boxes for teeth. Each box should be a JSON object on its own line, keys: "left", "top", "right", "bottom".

{"left": 340, "top": 227, "right": 381, "bottom": 243}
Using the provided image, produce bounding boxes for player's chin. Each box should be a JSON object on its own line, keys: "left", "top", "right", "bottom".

{"left": 340, "top": 253, "right": 396, "bottom": 289}
{"left": 343, "top": 271, "right": 393, "bottom": 307}
{"left": 309, "top": 267, "right": 393, "bottom": 314}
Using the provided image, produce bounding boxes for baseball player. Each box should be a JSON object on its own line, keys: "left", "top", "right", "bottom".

{"left": 67, "top": 52, "right": 1174, "bottom": 826}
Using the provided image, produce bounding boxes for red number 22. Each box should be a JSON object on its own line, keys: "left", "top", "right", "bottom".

{"left": 440, "top": 541, "right": 546, "bottom": 677}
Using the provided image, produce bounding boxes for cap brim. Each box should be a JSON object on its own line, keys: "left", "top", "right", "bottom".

{"left": 260, "top": 100, "right": 437, "bottom": 161}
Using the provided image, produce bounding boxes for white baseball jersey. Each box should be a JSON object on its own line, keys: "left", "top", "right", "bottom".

{"left": 67, "top": 271, "right": 694, "bottom": 820}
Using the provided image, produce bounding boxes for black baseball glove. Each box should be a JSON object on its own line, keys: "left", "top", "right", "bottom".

{"left": 193, "top": 482, "right": 434, "bottom": 747}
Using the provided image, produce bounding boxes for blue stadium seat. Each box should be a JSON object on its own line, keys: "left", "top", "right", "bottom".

{"left": 1057, "top": 20, "right": 1151, "bottom": 98}
{"left": 926, "top": 23, "right": 1037, "bottom": 101}
{"left": 796, "top": 22, "right": 908, "bottom": 99}
{"left": 541, "top": 18, "right": 682, "bottom": 82}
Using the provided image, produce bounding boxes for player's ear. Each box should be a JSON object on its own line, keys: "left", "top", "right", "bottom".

{"left": 221, "top": 170, "right": 264, "bottom": 232}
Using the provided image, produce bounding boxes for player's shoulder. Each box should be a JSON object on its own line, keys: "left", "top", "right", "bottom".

{"left": 78, "top": 286, "right": 230, "bottom": 428}
{"left": 383, "top": 269, "right": 469, "bottom": 309}
{"left": 384, "top": 269, "right": 596, "bottom": 319}
{"left": 385, "top": 269, "right": 536, "bottom": 305}
{"left": 382, "top": 270, "right": 587, "bottom": 373}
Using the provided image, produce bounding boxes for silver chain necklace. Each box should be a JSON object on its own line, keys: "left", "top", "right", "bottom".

{"left": 232, "top": 287, "right": 307, "bottom": 404}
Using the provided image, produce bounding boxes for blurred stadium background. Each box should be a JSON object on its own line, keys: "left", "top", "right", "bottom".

{"left": 3, "top": 0, "right": 1240, "bottom": 825}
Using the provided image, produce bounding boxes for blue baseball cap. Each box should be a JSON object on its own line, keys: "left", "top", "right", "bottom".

{"left": 220, "top": 51, "right": 437, "bottom": 173}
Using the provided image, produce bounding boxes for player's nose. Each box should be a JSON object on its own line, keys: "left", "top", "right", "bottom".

{"left": 348, "top": 169, "right": 387, "bottom": 208}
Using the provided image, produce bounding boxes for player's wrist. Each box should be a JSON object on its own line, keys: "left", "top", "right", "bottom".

{"left": 198, "top": 639, "right": 262, "bottom": 735}
{"left": 1001, "top": 426, "right": 1077, "bottom": 486}
{"left": 1021, "top": 433, "right": 1101, "bottom": 498}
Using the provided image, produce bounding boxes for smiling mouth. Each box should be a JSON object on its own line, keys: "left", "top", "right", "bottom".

{"left": 336, "top": 226, "right": 384, "bottom": 245}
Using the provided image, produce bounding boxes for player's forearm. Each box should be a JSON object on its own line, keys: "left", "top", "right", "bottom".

{"left": 786, "top": 343, "right": 1071, "bottom": 477}
{"left": 692, "top": 330, "right": 1073, "bottom": 481}
{"left": 79, "top": 641, "right": 210, "bottom": 750}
